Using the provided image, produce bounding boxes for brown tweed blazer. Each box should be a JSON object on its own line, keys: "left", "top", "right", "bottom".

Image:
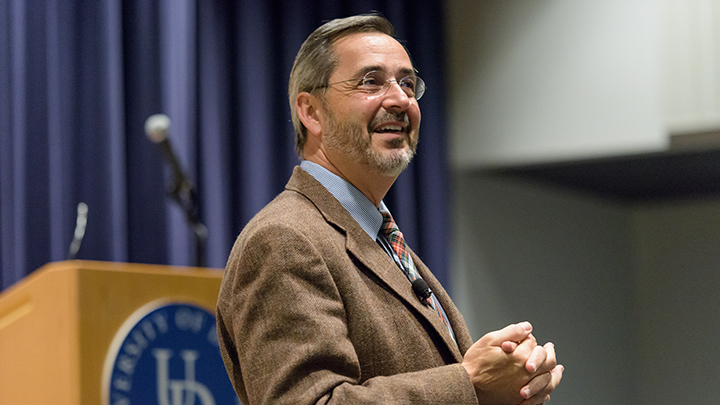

{"left": 217, "top": 167, "right": 478, "bottom": 404}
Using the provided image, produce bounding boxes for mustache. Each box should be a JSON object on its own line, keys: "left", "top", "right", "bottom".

{"left": 368, "top": 111, "right": 410, "bottom": 132}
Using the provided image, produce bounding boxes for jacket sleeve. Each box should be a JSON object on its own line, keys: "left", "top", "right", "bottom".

{"left": 216, "top": 223, "right": 478, "bottom": 405}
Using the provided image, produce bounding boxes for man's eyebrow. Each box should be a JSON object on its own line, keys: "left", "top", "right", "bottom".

{"left": 398, "top": 67, "right": 415, "bottom": 77}
{"left": 351, "top": 66, "right": 417, "bottom": 78}
{"left": 352, "top": 65, "right": 383, "bottom": 78}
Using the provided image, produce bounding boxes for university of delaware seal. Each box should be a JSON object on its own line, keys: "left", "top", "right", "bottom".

{"left": 102, "top": 300, "right": 239, "bottom": 405}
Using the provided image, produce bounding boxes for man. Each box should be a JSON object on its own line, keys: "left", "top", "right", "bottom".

{"left": 217, "top": 14, "right": 563, "bottom": 405}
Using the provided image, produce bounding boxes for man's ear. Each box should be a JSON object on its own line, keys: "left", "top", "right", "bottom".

{"left": 296, "top": 92, "right": 323, "bottom": 138}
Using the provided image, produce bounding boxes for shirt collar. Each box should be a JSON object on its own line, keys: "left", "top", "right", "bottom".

{"left": 300, "top": 160, "right": 387, "bottom": 240}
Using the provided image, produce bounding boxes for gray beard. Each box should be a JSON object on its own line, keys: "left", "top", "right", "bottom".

{"left": 323, "top": 110, "right": 416, "bottom": 177}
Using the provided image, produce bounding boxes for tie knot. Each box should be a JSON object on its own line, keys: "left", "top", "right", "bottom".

{"left": 380, "top": 212, "right": 398, "bottom": 236}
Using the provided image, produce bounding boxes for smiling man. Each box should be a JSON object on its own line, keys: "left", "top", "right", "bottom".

{"left": 216, "top": 14, "right": 563, "bottom": 405}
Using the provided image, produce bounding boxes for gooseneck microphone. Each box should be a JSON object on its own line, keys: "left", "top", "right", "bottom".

{"left": 145, "top": 114, "right": 208, "bottom": 268}
{"left": 145, "top": 114, "right": 194, "bottom": 195}
{"left": 412, "top": 278, "right": 433, "bottom": 305}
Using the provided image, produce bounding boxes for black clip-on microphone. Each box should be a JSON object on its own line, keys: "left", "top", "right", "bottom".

{"left": 412, "top": 278, "right": 433, "bottom": 305}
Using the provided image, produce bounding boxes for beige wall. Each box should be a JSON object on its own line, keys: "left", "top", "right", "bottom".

{"left": 632, "top": 198, "right": 720, "bottom": 404}
{"left": 446, "top": 1, "right": 720, "bottom": 403}
{"left": 450, "top": 173, "right": 720, "bottom": 404}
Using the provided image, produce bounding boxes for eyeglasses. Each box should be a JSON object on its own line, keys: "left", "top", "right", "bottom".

{"left": 320, "top": 70, "right": 426, "bottom": 100}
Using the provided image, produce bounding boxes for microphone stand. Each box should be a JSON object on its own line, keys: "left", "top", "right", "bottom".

{"left": 165, "top": 163, "right": 208, "bottom": 269}
{"left": 146, "top": 114, "right": 207, "bottom": 268}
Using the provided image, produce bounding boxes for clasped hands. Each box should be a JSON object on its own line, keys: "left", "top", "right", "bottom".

{"left": 462, "top": 321, "right": 564, "bottom": 405}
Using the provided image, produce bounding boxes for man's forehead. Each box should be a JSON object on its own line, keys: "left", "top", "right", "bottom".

{"left": 332, "top": 32, "right": 413, "bottom": 76}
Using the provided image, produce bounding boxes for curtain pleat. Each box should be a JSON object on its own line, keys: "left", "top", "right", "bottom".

{"left": 0, "top": 0, "right": 450, "bottom": 292}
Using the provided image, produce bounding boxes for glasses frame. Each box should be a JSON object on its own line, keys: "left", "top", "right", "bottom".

{"left": 318, "top": 70, "right": 426, "bottom": 101}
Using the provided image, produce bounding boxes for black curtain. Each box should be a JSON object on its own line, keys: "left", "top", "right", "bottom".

{"left": 0, "top": 0, "right": 450, "bottom": 292}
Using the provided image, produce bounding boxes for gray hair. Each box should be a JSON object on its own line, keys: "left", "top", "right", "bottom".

{"left": 288, "top": 14, "right": 395, "bottom": 157}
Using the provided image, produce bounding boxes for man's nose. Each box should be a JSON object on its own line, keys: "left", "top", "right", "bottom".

{"left": 381, "top": 81, "right": 412, "bottom": 111}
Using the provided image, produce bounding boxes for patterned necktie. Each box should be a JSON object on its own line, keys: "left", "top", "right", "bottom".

{"left": 380, "top": 212, "right": 456, "bottom": 345}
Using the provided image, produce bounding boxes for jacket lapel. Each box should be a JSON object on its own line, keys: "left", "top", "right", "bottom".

{"left": 412, "top": 252, "right": 473, "bottom": 358}
{"left": 347, "top": 234, "right": 465, "bottom": 362}
{"left": 286, "top": 167, "right": 465, "bottom": 361}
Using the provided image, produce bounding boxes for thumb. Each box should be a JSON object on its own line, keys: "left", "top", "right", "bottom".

{"left": 480, "top": 322, "right": 533, "bottom": 346}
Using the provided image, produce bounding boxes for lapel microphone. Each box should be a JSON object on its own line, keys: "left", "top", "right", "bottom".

{"left": 412, "top": 279, "right": 433, "bottom": 305}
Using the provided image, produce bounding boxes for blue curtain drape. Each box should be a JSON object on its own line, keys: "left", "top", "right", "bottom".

{"left": 0, "top": 0, "right": 450, "bottom": 293}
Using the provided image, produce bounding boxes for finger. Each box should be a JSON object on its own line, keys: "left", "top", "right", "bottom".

{"left": 521, "top": 364, "right": 564, "bottom": 403}
{"left": 501, "top": 340, "right": 518, "bottom": 353}
{"left": 480, "top": 321, "right": 533, "bottom": 346}
{"left": 520, "top": 371, "right": 551, "bottom": 399}
{"left": 525, "top": 344, "right": 547, "bottom": 374}
{"left": 535, "top": 342, "right": 557, "bottom": 374}
{"left": 501, "top": 330, "right": 535, "bottom": 353}
{"left": 550, "top": 364, "right": 564, "bottom": 387}
{"left": 513, "top": 333, "right": 538, "bottom": 360}
{"left": 519, "top": 394, "right": 551, "bottom": 405}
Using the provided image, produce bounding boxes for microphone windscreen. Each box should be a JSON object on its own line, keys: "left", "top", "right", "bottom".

{"left": 412, "top": 278, "right": 433, "bottom": 301}
{"left": 145, "top": 114, "right": 170, "bottom": 143}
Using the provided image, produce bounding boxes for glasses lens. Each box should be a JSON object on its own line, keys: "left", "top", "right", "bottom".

{"left": 361, "top": 71, "right": 385, "bottom": 94}
{"left": 413, "top": 77, "right": 425, "bottom": 100}
{"left": 398, "top": 76, "right": 426, "bottom": 100}
{"left": 361, "top": 71, "right": 426, "bottom": 100}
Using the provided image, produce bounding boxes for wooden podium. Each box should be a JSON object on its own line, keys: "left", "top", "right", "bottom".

{"left": 0, "top": 260, "right": 225, "bottom": 405}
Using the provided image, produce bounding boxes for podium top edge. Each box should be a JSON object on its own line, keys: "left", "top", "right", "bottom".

{"left": 37, "top": 260, "right": 225, "bottom": 277}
